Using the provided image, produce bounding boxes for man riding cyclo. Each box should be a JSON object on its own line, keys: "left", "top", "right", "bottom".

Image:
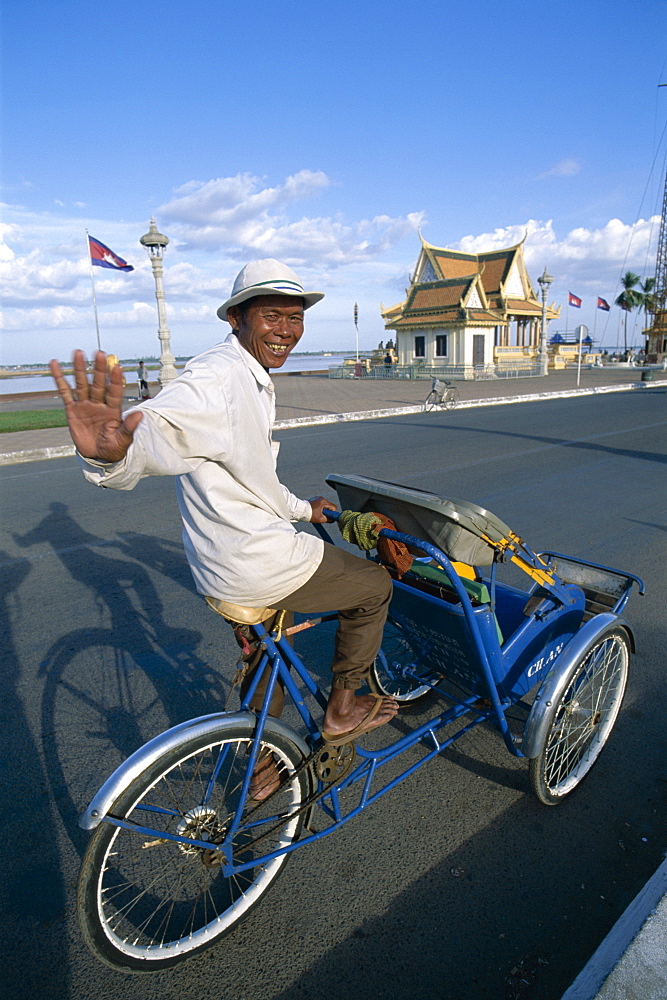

{"left": 50, "top": 259, "right": 398, "bottom": 799}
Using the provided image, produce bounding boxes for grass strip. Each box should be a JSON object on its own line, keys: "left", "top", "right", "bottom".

{"left": 0, "top": 410, "right": 69, "bottom": 433}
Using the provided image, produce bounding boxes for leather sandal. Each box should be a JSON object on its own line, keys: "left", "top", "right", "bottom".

{"left": 321, "top": 694, "right": 392, "bottom": 747}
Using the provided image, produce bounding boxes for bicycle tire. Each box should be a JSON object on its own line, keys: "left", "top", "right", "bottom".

{"left": 78, "top": 718, "right": 311, "bottom": 972}
{"left": 443, "top": 387, "right": 459, "bottom": 410}
{"left": 529, "top": 627, "right": 630, "bottom": 804}
{"left": 423, "top": 391, "right": 439, "bottom": 412}
{"left": 369, "top": 622, "right": 431, "bottom": 701}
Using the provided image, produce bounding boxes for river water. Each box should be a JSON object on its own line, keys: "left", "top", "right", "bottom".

{"left": 0, "top": 353, "right": 355, "bottom": 395}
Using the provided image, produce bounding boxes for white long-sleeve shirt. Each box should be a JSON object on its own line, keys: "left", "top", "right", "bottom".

{"left": 81, "top": 334, "right": 324, "bottom": 606}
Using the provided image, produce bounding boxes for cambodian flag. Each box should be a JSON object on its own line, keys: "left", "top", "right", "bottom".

{"left": 88, "top": 235, "right": 134, "bottom": 271}
{"left": 568, "top": 292, "right": 582, "bottom": 308}
{"left": 597, "top": 297, "right": 610, "bottom": 311}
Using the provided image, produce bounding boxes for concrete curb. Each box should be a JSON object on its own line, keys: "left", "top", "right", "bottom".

{"left": 272, "top": 379, "right": 660, "bottom": 428}
{"left": 561, "top": 855, "right": 667, "bottom": 1000}
{"left": 0, "top": 380, "right": 663, "bottom": 467}
{"left": 0, "top": 444, "right": 76, "bottom": 466}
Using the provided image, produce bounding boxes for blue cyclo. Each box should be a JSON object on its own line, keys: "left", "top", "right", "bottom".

{"left": 77, "top": 474, "right": 644, "bottom": 973}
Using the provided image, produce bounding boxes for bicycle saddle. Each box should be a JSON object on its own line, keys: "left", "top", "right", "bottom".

{"left": 205, "top": 595, "right": 277, "bottom": 625}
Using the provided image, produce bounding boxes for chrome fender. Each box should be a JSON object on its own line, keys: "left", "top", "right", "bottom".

{"left": 79, "top": 711, "right": 311, "bottom": 830}
{"left": 522, "top": 614, "right": 634, "bottom": 759}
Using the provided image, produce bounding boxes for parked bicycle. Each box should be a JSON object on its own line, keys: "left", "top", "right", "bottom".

{"left": 423, "top": 377, "right": 460, "bottom": 411}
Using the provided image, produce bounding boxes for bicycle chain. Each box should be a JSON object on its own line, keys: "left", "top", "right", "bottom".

{"left": 235, "top": 740, "right": 357, "bottom": 854}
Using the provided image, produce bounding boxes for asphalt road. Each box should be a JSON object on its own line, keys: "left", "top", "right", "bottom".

{"left": 1, "top": 389, "right": 666, "bottom": 1000}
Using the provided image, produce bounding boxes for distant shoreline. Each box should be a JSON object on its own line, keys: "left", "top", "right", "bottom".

{"left": 0, "top": 355, "right": 348, "bottom": 398}
{"left": 0, "top": 350, "right": 359, "bottom": 376}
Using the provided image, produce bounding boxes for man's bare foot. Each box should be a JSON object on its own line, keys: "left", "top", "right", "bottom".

{"left": 249, "top": 749, "right": 283, "bottom": 802}
{"left": 321, "top": 688, "right": 398, "bottom": 742}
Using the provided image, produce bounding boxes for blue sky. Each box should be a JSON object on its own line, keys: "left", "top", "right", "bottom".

{"left": 2, "top": 0, "right": 666, "bottom": 364}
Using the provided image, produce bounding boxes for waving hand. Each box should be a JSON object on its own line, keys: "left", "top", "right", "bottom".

{"left": 49, "top": 350, "right": 143, "bottom": 462}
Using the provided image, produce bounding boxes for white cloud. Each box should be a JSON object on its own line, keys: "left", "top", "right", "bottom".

{"left": 453, "top": 216, "right": 660, "bottom": 291}
{"left": 0, "top": 250, "right": 151, "bottom": 309}
{"left": 538, "top": 158, "right": 582, "bottom": 178}
{"left": 162, "top": 170, "right": 330, "bottom": 227}
{"left": 158, "top": 171, "right": 424, "bottom": 265}
{"left": 1, "top": 171, "right": 660, "bottom": 364}
{"left": 0, "top": 176, "right": 424, "bottom": 363}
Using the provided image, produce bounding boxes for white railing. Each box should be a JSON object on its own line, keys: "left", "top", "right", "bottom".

{"left": 328, "top": 363, "right": 542, "bottom": 380}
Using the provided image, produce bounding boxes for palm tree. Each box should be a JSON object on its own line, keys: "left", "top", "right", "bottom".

{"left": 615, "top": 271, "right": 642, "bottom": 353}
{"left": 640, "top": 276, "right": 656, "bottom": 322}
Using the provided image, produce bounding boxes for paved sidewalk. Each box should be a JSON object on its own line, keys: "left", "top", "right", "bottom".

{"left": 561, "top": 856, "right": 667, "bottom": 1000}
{"left": 1, "top": 366, "right": 664, "bottom": 465}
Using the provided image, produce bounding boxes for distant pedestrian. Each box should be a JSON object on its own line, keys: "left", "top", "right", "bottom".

{"left": 384, "top": 352, "right": 393, "bottom": 372}
{"left": 137, "top": 361, "right": 150, "bottom": 399}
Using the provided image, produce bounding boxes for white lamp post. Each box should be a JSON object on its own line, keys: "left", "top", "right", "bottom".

{"left": 140, "top": 219, "right": 178, "bottom": 385}
{"left": 537, "top": 266, "right": 554, "bottom": 377}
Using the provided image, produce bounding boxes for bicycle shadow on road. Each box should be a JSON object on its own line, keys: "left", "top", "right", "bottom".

{"left": 13, "top": 502, "right": 231, "bottom": 853}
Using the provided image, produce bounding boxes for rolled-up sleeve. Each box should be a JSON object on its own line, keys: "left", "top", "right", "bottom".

{"left": 282, "top": 487, "right": 312, "bottom": 522}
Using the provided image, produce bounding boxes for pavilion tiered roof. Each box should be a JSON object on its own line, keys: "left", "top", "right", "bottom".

{"left": 383, "top": 235, "right": 556, "bottom": 329}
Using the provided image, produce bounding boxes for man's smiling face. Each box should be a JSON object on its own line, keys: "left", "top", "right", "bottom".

{"left": 229, "top": 295, "right": 305, "bottom": 369}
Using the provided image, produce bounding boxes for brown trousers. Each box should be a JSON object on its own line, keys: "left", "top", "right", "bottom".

{"left": 241, "top": 543, "right": 392, "bottom": 716}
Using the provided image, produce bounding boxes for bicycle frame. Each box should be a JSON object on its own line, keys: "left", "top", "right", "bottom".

{"left": 80, "top": 532, "right": 517, "bottom": 873}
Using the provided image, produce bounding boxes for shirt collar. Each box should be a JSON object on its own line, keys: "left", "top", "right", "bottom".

{"left": 226, "top": 332, "right": 273, "bottom": 389}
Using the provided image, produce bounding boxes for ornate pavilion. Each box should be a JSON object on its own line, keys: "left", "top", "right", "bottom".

{"left": 382, "top": 236, "right": 560, "bottom": 370}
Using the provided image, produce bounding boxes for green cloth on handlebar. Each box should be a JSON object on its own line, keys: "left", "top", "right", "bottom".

{"left": 337, "top": 510, "right": 383, "bottom": 549}
{"left": 337, "top": 510, "right": 414, "bottom": 577}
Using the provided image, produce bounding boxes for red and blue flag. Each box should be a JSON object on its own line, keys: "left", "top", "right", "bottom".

{"left": 597, "top": 297, "right": 610, "bottom": 311}
{"left": 88, "top": 235, "right": 134, "bottom": 271}
{"left": 568, "top": 292, "right": 582, "bottom": 308}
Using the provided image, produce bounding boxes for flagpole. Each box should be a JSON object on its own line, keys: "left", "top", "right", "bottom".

{"left": 86, "top": 230, "right": 102, "bottom": 352}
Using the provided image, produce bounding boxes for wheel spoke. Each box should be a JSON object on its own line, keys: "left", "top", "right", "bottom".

{"left": 370, "top": 623, "right": 430, "bottom": 701}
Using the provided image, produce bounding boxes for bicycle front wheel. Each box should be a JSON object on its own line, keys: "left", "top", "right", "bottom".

{"left": 78, "top": 719, "right": 311, "bottom": 972}
{"left": 423, "top": 390, "right": 439, "bottom": 412}
{"left": 443, "top": 387, "right": 459, "bottom": 409}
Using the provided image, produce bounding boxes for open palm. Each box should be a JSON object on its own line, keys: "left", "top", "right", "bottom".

{"left": 49, "top": 350, "right": 143, "bottom": 462}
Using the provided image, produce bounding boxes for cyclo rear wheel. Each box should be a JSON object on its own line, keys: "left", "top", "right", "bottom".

{"left": 529, "top": 626, "right": 630, "bottom": 804}
{"left": 369, "top": 622, "right": 431, "bottom": 701}
{"left": 78, "top": 718, "right": 311, "bottom": 972}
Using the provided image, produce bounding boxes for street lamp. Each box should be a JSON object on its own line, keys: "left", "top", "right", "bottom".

{"left": 140, "top": 218, "right": 178, "bottom": 385}
{"left": 537, "top": 266, "right": 554, "bottom": 377}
